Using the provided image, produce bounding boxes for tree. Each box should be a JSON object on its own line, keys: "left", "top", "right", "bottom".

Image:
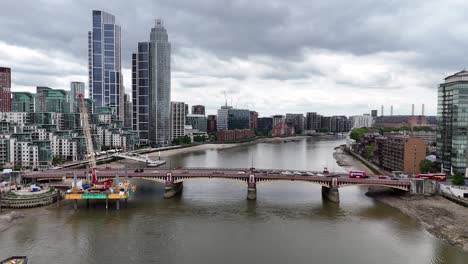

{"left": 52, "top": 156, "right": 64, "bottom": 166}
{"left": 350, "top": 127, "right": 369, "bottom": 141}
{"left": 419, "top": 159, "right": 435, "bottom": 173}
{"left": 452, "top": 174, "right": 466, "bottom": 186}
{"left": 193, "top": 135, "right": 207, "bottom": 143}
{"left": 364, "top": 145, "right": 375, "bottom": 159}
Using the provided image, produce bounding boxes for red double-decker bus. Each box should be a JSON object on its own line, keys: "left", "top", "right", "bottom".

{"left": 349, "top": 171, "right": 367, "bottom": 179}
{"left": 415, "top": 173, "right": 447, "bottom": 181}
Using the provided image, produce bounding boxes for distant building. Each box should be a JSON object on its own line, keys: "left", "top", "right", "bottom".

{"left": 249, "top": 111, "right": 258, "bottom": 130}
{"left": 257, "top": 117, "right": 273, "bottom": 134}
{"left": 437, "top": 70, "right": 468, "bottom": 175}
{"left": 272, "top": 122, "right": 295, "bottom": 137}
{"left": 306, "top": 112, "right": 321, "bottom": 130}
{"left": 191, "top": 105, "right": 205, "bottom": 115}
{"left": 12, "top": 92, "right": 35, "bottom": 112}
{"left": 285, "top": 113, "right": 305, "bottom": 134}
{"left": 186, "top": 114, "right": 207, "bottom": 132}
{"left": 272, "top": 115, "right": 285, "bottom": 128}
{"left": 350, "top": 115, "right": 373, "bottom": 128}
{"left": 170, "top": 102, "right": 187, "bottom": 141}
{"left": 371, "top": 110, "right": 378, "bottom": 117}
{"left": 373, "top": 115, "right": 427, "bottom": 128}
{"left": 217, "top": 129, "right": 255, "bottom": 142}
{"left": 380, "top": 135, "right": 426, "bottom": 175}
{"left": 216, "top": 106, "right": 250, "bottom": 131}
{"left": 329, "top": 116, "right": 351, "bottom": 132}
{"left": 207, "top": 115, "right": 217, "bottom": 133}
{"left": 70, "top": 82, "right": 85, "bottom": 113}
{"left": 0, "top": 67, "right": 12, "bottom": 112}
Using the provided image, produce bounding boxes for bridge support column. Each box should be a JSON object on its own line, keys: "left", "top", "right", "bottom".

{"left": 321, "top": 187, "right": 340, "bottom": 203}
{"left": 164, "top": 182, "right": 183, "bottom": 198}
{"left": 247, "top": 174, "right": 256, "bottom": 200}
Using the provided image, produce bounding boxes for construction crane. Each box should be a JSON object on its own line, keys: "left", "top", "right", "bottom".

{"left": 77, "top": 93, "right": 98, "bottom": 184}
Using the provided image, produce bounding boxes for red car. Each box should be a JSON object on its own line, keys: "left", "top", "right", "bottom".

{"left": 349, "top": 171, "right": 367, "bottom": 179}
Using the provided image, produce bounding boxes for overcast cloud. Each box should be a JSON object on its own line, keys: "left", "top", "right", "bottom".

{"left": 0, "top": 0, "right": 465, "bottom": 116}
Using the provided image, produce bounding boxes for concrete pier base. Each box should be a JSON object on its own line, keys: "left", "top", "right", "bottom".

{"left": 322, "top": 186, "right": 340, "bottom": 203}
{"left": 164, "top": 182, "right": 183, "bottom": 198}
{"left": 247, "top": 187, "right": 257, "bottom": 200}
{"left": 116, "top": 200, "right": 120, "bottom": 210}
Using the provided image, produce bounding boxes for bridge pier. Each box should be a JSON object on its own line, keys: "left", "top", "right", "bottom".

{"left": 322, "top": 186, "right": 340, "bottom": 203}
{"left": 164, "top": 182, "right": 183, "bottom": 198}
{"left": 247, "top": 186, "right": 256, "bottom": 200}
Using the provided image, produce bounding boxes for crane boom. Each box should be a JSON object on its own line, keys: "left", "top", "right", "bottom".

{"left": 78, "top": 94, "right": 97, "bottom": 183}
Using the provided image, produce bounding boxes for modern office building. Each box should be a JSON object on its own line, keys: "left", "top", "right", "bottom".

{"left": 12, "top": 92, "right": 35, "bottom": 112}
{"left": 257, "top": 117, "right": 273, "bottom": 134}
{"left": 191, "top": 105, "right": 205, "bottom": 115}
{"left": 186, "top": 114, "right": 207, "bottom": 132}
{"left": 35, "top": 86, "right": 51, "bottom": 112}
{"left": 217, "top": 106, "right": 250, "bottom": 131}
{"left": 88, "top": 10, "right": 123, "bottom": 120}
{"left": 70, "top": 82, "right": 85, "bottom": 113}
{"left": 40, "top": 89, "right": 70, "bottom": 113}
{"left": 437, "top": 70, "right": 468, "bottom": 175}
{"left": 133, "top": 19, "right": 171, "bottom": 146}
{"left": 249, "top": 111, "right": 258, "bottom": 130}
{"left": 0, "top": 67, "right": 12, "bottom": 112}
{"left": 170, "top": 101, "right": 186, "bottom": 140}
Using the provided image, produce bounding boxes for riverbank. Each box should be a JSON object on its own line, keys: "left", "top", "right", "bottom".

{"left": 367, "top": 188, "right": 468, "bottom": 251}
{"left": 332, "top": 146, "right": 468, "bottom": 251}
{"left": 147, "top": 135, "right": 311, "bottom": 158}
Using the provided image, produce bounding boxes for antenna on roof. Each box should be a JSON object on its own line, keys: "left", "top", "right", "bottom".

{"left": 224, "top": 90, "right": 227, "bottom": 107}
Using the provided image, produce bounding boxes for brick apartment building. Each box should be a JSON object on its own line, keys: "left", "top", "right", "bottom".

{"left": 380, "top": 136, "right": 426, "bottom": 175}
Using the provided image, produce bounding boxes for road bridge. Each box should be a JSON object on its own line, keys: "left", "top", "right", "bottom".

{"left": 23, "top": 167, "right": 411, "bottom": 203}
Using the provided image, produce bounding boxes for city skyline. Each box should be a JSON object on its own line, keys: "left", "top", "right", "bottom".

{"left": 1, "top": 1, "right": 466, "bottom": 116}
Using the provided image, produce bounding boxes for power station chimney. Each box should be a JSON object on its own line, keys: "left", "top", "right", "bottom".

{"left": 390, "top": 105, "right": 393, "bottom": 116}
{"left": 422, "top": 104, "right": 425, "bottom": 116}
{"left": 381, "top": 105, "right": 384, "bottom": 116}
{"left": 411, "top": 104, "right": 415, "bottom": 116}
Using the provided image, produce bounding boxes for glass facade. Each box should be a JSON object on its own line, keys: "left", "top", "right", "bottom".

{"left": 88, "top": 10, "right": 123, "bottom": 120}
{"left": 70, "top": 82, "right": 85, "bottom": 113}
{"left": 133, "top": 19, "right": 171, "bottom": 146}
{"left": 228, "top": 109, "right": 250, "bottom": 130}
{"left": 437, "top": 70, "right": 468, "bottom": 175}
{"left": 12, "top": 92, "right": 35, "bottom": 112}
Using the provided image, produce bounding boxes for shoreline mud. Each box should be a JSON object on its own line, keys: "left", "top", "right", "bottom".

{"left": 333, "top": 146, "right": 468, "bottom": 251}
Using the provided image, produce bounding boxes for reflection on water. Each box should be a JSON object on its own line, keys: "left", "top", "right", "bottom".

{"left": 0, "top": 137, "right": 467, "bottom": 264}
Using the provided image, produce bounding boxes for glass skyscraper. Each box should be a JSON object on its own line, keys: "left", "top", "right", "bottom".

{"left": 437, "top": 70, "right": 468, "bottom": 176}
{"left": 132, "top": 19, "right": 171, "bottom": 146}
{"left": 88, "top": 10, "right": 123, "bottom": 120}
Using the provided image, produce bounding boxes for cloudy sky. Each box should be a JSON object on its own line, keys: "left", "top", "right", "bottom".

{"left": 0, "top": 0, "right": 465, "bottom": 116}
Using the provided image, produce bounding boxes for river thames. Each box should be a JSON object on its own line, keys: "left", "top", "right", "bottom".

{"left": 0, "top": 137, "right": 467, "bottom": 263}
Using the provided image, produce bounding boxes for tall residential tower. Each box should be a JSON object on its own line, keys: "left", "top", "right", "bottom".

{"left": 88, "top": 10, "right": 123, "bottom": 120}
{"left": 133, "top": 19, "right": 171, "bottom": 146}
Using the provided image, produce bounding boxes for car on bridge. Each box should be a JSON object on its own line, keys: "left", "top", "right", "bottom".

{"left": 349, "top": 171, "right": 368, "bottom": 179}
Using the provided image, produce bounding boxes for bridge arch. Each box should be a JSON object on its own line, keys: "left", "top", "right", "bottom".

{"left": 255, "top": 179, "right": 331, "bottom": 188}
{"left": 338, "top": 183, "right": 410, "bottom": 191}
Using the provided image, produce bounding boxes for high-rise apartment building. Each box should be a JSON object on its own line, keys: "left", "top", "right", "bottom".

{"left": 133, "top": 19, "right": 171, "bottom": 146}
{"left": 306, "top": 112, "right": 322, "bottom": 130}
{"left": 88, "top": 10, "right": 123, "bottom": 120}
{"left": 70, "top": 82, "right": 85, "bottom": 113}
{"left": 207, "top": 115, "right": 217, "bottom": 133}
{"left": 171, "top": 102, "right": 186, "bottom": 140}
{"left": 124, "top": 93, "right": 132, "bottom": 128}
{"left": 191, "top": 105, "right": 205, "bottom": 115}
{"left": 437, "top": 70, "right": 468, "bottom": 175}
{"left": 285, "top": 113, "right": 305, "bottom": 134}
{"left": 0, "top": 67, "right": 12, "bottom": 112}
